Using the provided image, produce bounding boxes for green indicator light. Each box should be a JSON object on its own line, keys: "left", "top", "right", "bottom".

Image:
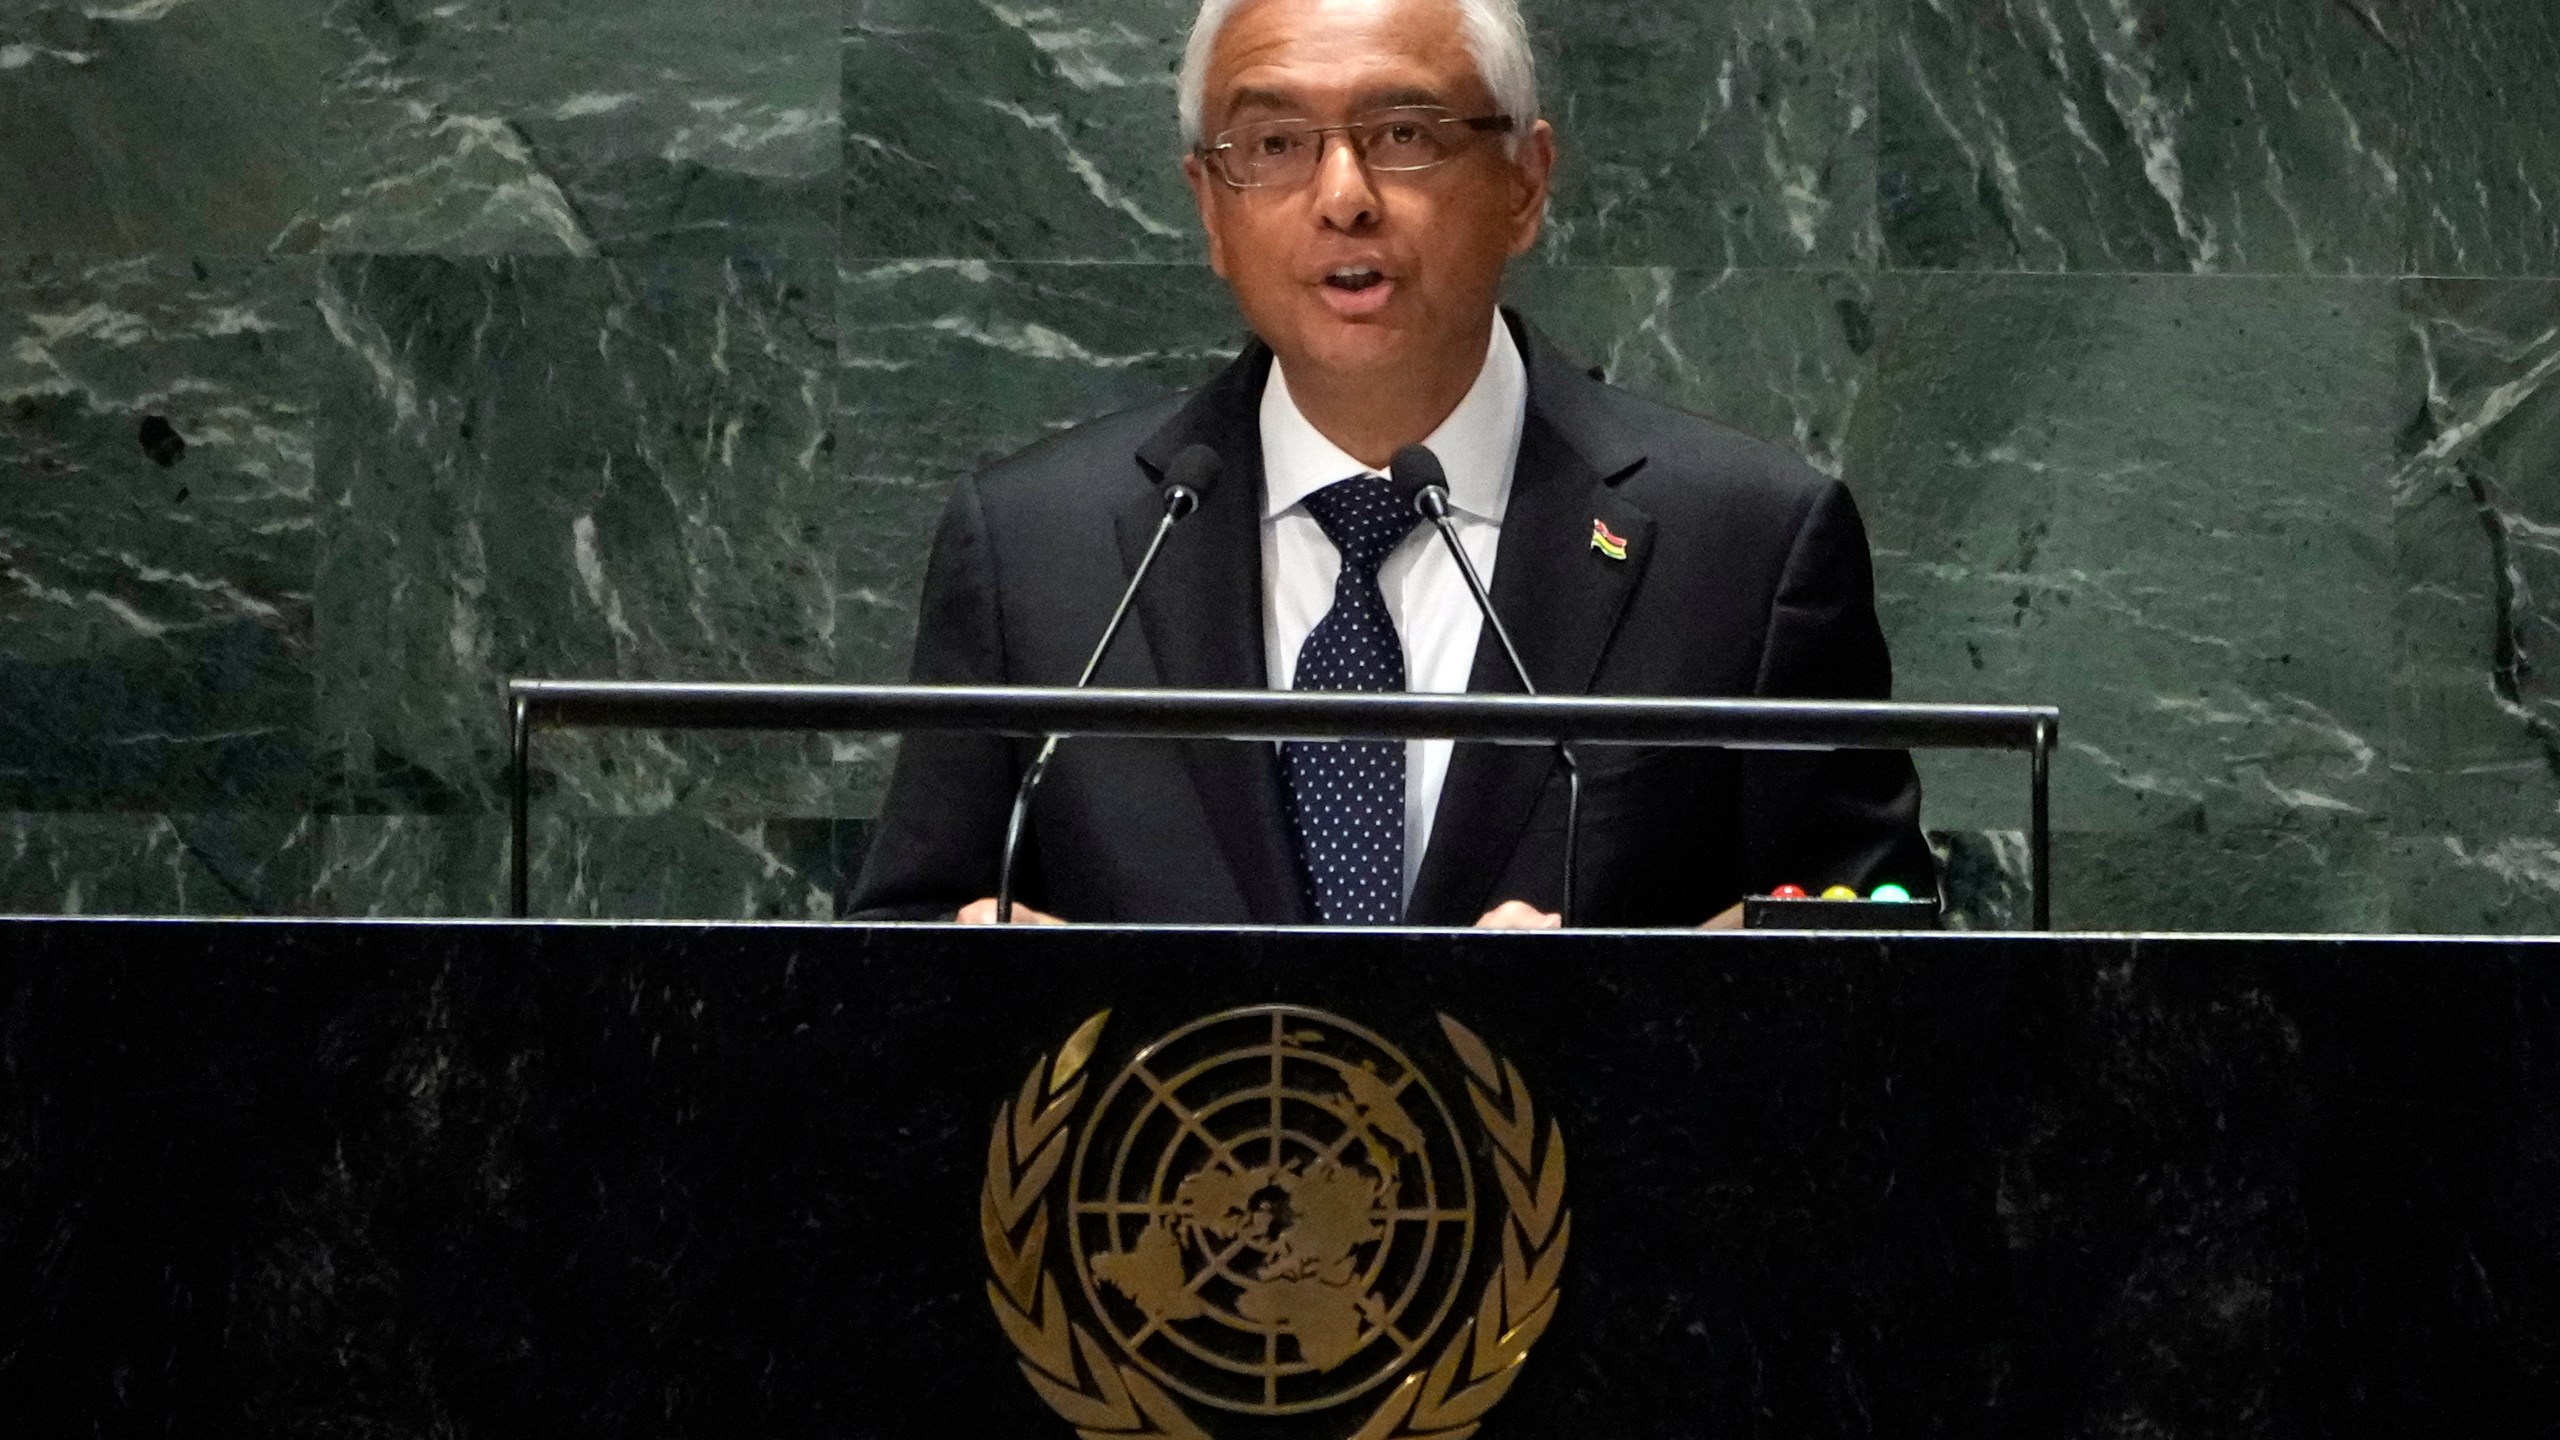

{"left": 1869, "top": 883, "right": 1914, "bottom": 904}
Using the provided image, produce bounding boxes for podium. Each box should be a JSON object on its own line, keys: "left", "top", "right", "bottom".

{"left": 5, "top": 917, "right": 2557, "bottom": 1434}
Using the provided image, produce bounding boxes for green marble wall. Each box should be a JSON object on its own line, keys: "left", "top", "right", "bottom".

{"left": 2, "top": 0, "right": 2555, "bottom": 930}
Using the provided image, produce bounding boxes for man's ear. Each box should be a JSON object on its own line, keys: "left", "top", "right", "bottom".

{"left": 1506, "top": 119, "right": 1557, "bottom": 259}
{"left": 1184, "top": 153, "right": 1231, "bottom": 279}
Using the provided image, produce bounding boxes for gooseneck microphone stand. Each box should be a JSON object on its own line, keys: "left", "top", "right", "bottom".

{"left": 1396, "top": 446, "right": 1583, "bottom": 927}
{"left": 996, "top": 446, "right": 1220, "bottom": 923}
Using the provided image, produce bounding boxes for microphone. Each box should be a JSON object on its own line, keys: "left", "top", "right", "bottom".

{"left": 996, "top": 445, "right": 1222, "bottom": 922}
{"left": 1392, "top": 444, "right": 1583, "bottom": 927}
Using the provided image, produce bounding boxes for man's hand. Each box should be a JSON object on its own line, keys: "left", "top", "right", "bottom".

{"left": 1474, "top": 901, "right": 1562, "bottom": 929}
{"left": 955, "top": 898, "right": 1068, "bottom": 925}
{"left": 959, "top": 899, "right": 1741, "bottom": 928}
{"left": 1473, "top": 902, "right": 1748, "bottom": 929}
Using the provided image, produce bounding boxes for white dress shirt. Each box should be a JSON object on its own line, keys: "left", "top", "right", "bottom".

{"left": 1260, "top": 319, "right": 1528, "bottom": 905}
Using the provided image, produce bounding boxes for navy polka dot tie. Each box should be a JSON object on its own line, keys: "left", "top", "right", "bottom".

{"left": 1284, "top": 474, "right": 1422, "bottom": 925}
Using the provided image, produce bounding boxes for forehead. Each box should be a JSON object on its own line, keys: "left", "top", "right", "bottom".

{"left": 1206, "top": 0, "right": 1486, "bottom": 115}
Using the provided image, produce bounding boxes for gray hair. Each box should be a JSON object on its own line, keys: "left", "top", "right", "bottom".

{"left": 1176, "top": 0, "right": 1540, "bottom": 150}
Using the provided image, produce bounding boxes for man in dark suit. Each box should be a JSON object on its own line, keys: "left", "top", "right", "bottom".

{"left": 849, "top": 0, "right": 1930, "bottom": 928}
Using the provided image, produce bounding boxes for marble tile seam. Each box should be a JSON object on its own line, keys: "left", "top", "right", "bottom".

{"left": 0, "top": 254, "right": 2538, "bottom": 285}
{"left": 1856, "top": 267, "right": 2560, "bottom": 284}
{"left": 826, "top": 258, "right": 2560, "bottom": 284}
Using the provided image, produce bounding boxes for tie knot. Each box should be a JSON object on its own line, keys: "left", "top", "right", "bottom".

{"left": 1303, "top": 473, "right": 1422, "bottom": 574}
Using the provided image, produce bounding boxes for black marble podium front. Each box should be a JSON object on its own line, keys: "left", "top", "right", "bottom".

{"left": 3, "top": 919, "right": 2557, "bottom": 1436}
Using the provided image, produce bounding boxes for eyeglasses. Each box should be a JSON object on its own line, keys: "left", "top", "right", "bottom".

{"left": 1199, "top": 106, "right": 1517, "bottom": 189}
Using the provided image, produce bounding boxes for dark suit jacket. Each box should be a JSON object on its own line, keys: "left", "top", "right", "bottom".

{"left": 848, "top": 313, "right": 1932, "bottom": 926}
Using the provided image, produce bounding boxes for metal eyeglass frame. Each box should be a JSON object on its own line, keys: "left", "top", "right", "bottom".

{"left": 1200, "top": 108, "right": 1518, "bottom": 188}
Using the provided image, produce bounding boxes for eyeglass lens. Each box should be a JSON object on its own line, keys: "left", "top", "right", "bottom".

{"left": 1213, "top": 108, "right": 1493, "bottom": 187}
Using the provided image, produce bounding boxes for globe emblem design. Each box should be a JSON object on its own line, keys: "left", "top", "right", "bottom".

{"left": 1069, "top": 1006, "right": 1478, "bottom": 1416}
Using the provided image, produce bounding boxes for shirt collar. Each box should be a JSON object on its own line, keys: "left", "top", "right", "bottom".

{"left": 1259, "top": 318, "right": 1527, "bottom": 525}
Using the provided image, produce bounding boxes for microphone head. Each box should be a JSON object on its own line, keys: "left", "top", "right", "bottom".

{"left": 1389, "top": 443, "right": 1446, "bottom": 492}
{"left": 1162, "top": 444, "right": 1223, "bottom": 520}
{"left": 1391, "top": 444, "right": 1452, "bottom": 520}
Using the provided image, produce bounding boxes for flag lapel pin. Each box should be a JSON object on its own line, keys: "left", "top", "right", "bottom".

{"left": 1590, "top": 518, "right": 1630, "bottom": 561}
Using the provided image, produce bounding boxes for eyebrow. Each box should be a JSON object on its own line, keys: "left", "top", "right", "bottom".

{"left": 1217, "top": 84, "right": 1456, "bottom": 125}
{"left": 1353, "top": 86, "right": 1449, "bottom": 111}
{"left": 1222, "top": 87, "right": 1301, "bottom": 120}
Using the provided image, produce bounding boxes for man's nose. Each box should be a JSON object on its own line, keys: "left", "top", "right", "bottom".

{"left": 1312, "top": 132, "right": 1381, "bottom": 232}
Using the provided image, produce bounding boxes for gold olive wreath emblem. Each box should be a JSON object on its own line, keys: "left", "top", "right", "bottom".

{"left": 982, "top": 1006, "right": 1569, "bottom": 1440}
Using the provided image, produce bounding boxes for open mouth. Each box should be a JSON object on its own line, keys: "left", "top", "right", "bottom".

{"left": 1324, "top": 268, "right": 1387, "bottom": 293}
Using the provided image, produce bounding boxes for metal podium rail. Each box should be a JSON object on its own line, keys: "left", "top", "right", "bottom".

{"left": 504, "top": 682, "right": 2061, "bottom": 927}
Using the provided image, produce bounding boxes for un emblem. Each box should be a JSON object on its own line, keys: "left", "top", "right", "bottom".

{"left": 982, "top": 1006, "right": 1569, "bottom": 1439}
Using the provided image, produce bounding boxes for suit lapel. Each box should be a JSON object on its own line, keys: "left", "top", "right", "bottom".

{"left": 1127, "top": 343, "right": 1310, "bottom": 925}
{"left": 1408, "top": 322, "right": 1655, "bottom": 925}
